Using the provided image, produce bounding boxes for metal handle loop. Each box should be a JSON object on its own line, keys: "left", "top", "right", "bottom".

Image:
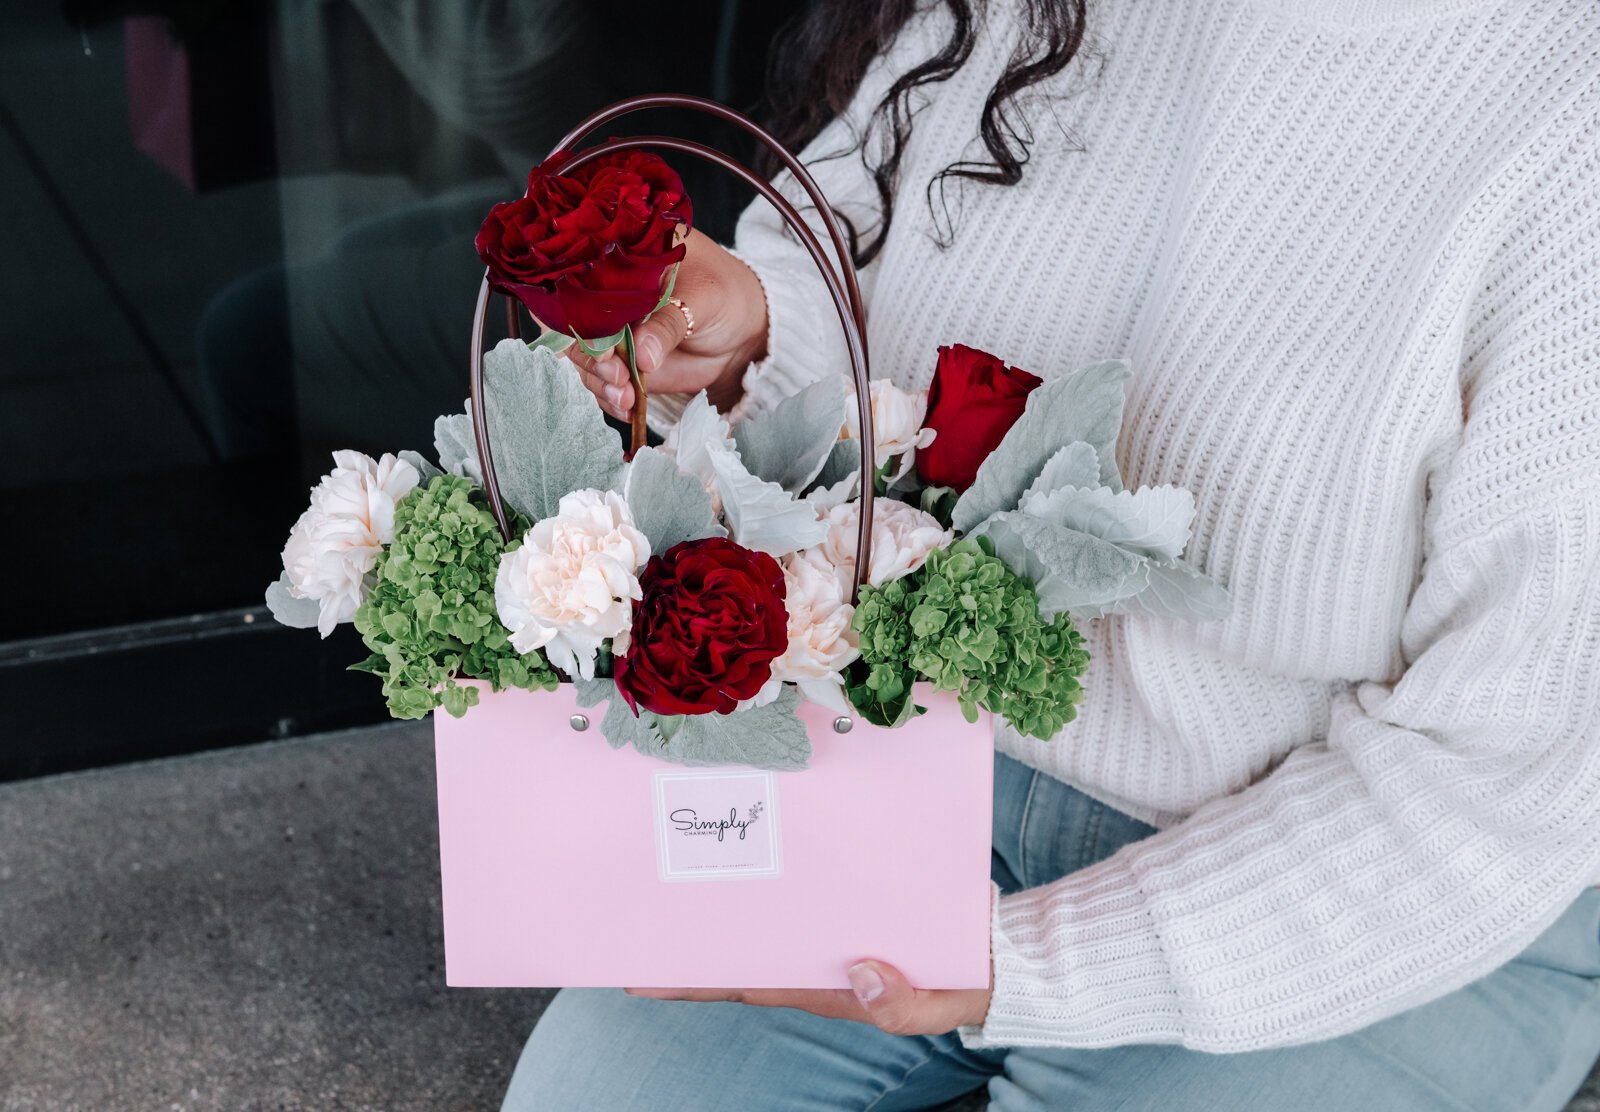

{"left": 469, "top": 95, "right": 876, "bottom": 600}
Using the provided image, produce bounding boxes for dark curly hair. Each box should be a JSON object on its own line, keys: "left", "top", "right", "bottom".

{"left": 763, "top": 0, "right": 1091, "bottom": 267}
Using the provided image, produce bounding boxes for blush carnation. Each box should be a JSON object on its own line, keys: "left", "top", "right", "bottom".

{"left": 494, "top": 489, "right": 650, "bottom": 680}
{"left": 842, "top": 379, "right": 937, "bottom": 483}
{"left": 281, "top": 451, "right": 421, "bottom": 637}
{"left": 817, "top": 499, "right": 954, "bottom": 591}
{"left": 764, "top": 547, "right": 860, "bottom": 712}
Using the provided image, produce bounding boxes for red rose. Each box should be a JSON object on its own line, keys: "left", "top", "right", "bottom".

{"left": 914, "top": 344, "right": 1044, "bottom": 491}
{"left": 615, "top": 538, "right": 788, "bottom": 717}
{"left": 475, "top": 148, "right": 693, "bottom": 340}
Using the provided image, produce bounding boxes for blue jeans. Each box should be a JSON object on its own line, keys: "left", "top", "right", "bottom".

{"left": 502, "top": 753, "right": 1600, "bottom": 1110}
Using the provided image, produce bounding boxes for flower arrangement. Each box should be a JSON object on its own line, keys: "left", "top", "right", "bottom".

{"left": 266, "top": 149, "right": 1227, "bottom": 771}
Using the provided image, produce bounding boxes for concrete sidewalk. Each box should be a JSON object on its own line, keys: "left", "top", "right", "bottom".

{"left": 0, "top": 723, "right": 549, "bottom": 1111}
{"left": 2, "top": 724, "right": 1598, "bottom": 1111}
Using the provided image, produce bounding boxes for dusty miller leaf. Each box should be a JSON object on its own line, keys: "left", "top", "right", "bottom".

{"left": 574, "top": 679, "right": 811, "bottom": 769}
{"left": 952, "top": 361, "right": 1131, "bottom": 533}
{"left": 265, "top": 572, "right": 320, "bottom": 629}
{"left": 733, "top": 378, "right": 847, "bottom": 493}
{"left": 1104, "top": 557, "right": 1231, "bottom": 622}
{"left": 621, "top": 447, "right": 724, "bottom": 553}
{"left": 708, "top": 445, "right": 827, "bottom": 557}
{"left": 663, "top": 686, "right": 812, "bottom": 770}
{"left": 433, "top": 410, "right": 483, "bottom": 485}
{"left": 1020, "top": 442, "right": 1100, "bottom": 506}
{"left": 803, "top": 439, "right": 861, "bottom": 510}
{"left": 1021, "top": 484, "right": 1196, "bottom": 562}
{"left": 574, "top": 678, "right": 665, "bottom": 752}
{"left": 398, "top": 450, "right": 442, "bottom": 484}
{"left": 483, "top": 338, "right": 624, "bottom": 522}
{"left": 808, "top": 438, "right": 861, "bottom": 493}
{"left": 970, "top": 511, "right": 1149, "bottom": 618}
{"left": 666, "top": 392, "right": 734, "bottom": 492}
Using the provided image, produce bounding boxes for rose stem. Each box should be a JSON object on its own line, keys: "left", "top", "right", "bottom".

{"left": 622, "top": 323, "right": 647, "bottom": 460}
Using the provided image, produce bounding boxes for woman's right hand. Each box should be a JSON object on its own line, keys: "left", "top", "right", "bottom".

{"left": 565, "top": 229, "right": 769, "bottom": 419}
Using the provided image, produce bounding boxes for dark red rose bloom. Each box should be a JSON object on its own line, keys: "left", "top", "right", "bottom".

{"left": 475, "top": 148, "right": 692, "bottom": 340}
{"left": 914, "top": 344, "right": 1044, "bottom": 492}
{"left": 615, "top": 538, "right": 788, "bottom": 717}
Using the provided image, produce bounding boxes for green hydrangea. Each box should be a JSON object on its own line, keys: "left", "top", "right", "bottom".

{"left": 846, "top": 537, "right": 1090, "bottom": 740}
{"left": 352, "top": 474, "right": 557, "bottom": 719}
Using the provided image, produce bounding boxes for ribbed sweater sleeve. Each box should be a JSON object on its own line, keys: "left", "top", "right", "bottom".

{"left": 960, "top": 110, "right": 1600, "bottom": 1053}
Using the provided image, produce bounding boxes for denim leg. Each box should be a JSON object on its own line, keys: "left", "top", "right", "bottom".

{"left": 985, "top": 758, "right": 1600, "bottom": 1112}
{"left": 501, "top": 988, "right": 998, "bottom": 1112}
{"left": 989, "top": 893, "right": 1600, "bottom": 1112}
{"left": 990, "top": 751, "right": 1156, "bottom": 892}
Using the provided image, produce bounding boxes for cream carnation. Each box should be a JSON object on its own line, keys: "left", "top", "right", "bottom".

{"left": 281, "top": 450, "right": 421, "bottom": 638}
{"left": 842, "top": 379, "right": 937, "bottom": 483}
{"left": 767, "top": 547, "right": 860, "bottom": 712}
{"left": 494, "top": 489, "right": 650, "bottom": 680}
{"left": 818, "top": 499, "right": 953, "bottom": 589}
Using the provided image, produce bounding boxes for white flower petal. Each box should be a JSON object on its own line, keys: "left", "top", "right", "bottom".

{"left": 280, "top": 451, "right": 420, "bottom": 635}
{"left": 493, "top": 488, "right": 647, "bottom": 680}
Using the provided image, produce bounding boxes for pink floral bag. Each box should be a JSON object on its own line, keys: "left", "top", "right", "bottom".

{"left": 437, "top": 95, "right": 995, "bottom": 989}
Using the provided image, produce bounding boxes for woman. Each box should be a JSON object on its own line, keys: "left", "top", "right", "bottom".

{"left": 505, "top": 0, "right": 1600, "bottom": 1107}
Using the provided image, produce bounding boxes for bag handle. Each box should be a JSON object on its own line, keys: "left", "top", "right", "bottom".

{"left": 469, "top": 94, "right": 877, "bottom": 600}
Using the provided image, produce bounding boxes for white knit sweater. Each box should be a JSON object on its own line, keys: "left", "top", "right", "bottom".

{"left": 663, "top": 0, "right": 1600, "bottom": 1052}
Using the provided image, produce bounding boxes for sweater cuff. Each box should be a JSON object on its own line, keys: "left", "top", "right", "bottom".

{"left": 645, "top": 246, "right": 841, "bottom": 436}
{"left": 722, "top": 247, "right": 834, "bottom": 427}
{"left": 958, "top": 859, "right": 1185, "bottom": 1050}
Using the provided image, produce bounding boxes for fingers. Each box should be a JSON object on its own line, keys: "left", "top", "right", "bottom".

{"left": 624, "top": 964, "right": 990, "bottom": 1037}
{"left": 631, "top": 298, "right": 691, "bottom": 376}
{"left": 625, "top": 988, "right": 745, "bottom": 1004}
{"left": 846, "top": 961, "right": 991, "bottom": 1036}
{"left": 563, "top": 337, "right": 633, "bottom": 419}
{"left": 625, "top": 986, "right": 866, "bottom": 1022}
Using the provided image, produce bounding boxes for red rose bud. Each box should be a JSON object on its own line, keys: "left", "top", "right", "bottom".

{"left": 914, "top": 343, "right": 1044, "bottom": 492}
{"left": 475, "top": 148, "right": 693, "bottom": 341}
{"left": 615, "top": 538, "right": 789, "bottom": 717}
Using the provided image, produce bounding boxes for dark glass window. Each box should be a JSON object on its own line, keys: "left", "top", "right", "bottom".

{"left": 3, "top": 0, "right": 795, "bottom": 778}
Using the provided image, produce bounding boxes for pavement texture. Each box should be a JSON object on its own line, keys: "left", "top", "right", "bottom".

{"left": 0, "top": 722, "right": 1595, "bottom": 1112}
{"left": 0, "top": 723, "right": 550, "bottom": 1112}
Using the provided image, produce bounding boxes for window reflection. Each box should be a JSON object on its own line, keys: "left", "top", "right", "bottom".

{"left": 3, "top": 0, "right": 792, "bottom": 770}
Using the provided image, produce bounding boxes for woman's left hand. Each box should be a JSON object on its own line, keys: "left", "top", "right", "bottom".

{"left": 626, "top": 960, "right": 991, "bottom": 1037}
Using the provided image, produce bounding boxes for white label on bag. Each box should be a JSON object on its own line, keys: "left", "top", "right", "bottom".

{"left": 652, "top": 770, "right": 782, "bottom": 882}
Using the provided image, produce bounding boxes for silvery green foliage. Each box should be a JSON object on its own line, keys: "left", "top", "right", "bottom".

{"left": 665, "top": 686, "right": 811, "bottom": 770}
{"left": 1102, "top": 557, "right": 1231, "bottom": 622}
{"left": 667, "top": 391, "right": 733, "bottom": 492}
{"left": 621, "top": 446, "right": 725, "bottom": 553}
{"left": 970, "top": 513, "right": 1149, "bottom": 618}
{"left": 575, "top": 679, "right": 811, "bottom": 770}
{"left": 733, "top": 378, "right": 847, "bottom": 493}
{"left": 1021, "top": 484, "right": 1195, "bottom": 562}
{"left": 707, "top": 446, "right": 828, "bottom": 556}
{"left": 1021, "top": 443, "right": 1100, "bottom": 506}
{"left": 672, "top": 392, "right": 827, "bottom": 557}
{"left": 951, "top": 360, "right": 1131, "bottom": 534}
{"left": 398, "top": 450, "right": 442, "bottom": 484}
{"left": 804, "top": 439, "right": 861, "bottom": 510}
{"left": 482, "top": 338, "right": 624, "bottom": 523}
{"left": 950, "top": 359, "right": 1227, "bottom": 622}
{"left": 433, "top": 410, "right": 483, "bottom": 485}
{"left": 265, "top": 572, "right": 320, "bottom": 629}
{"left": 810, "top": 438, "right": 860, "bottom": 491}
{"left": 973, "top": 493, "right": 1228, "bottom": 622}
{"left": 575, "top": 677, "right": 664, "bottom": 751}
